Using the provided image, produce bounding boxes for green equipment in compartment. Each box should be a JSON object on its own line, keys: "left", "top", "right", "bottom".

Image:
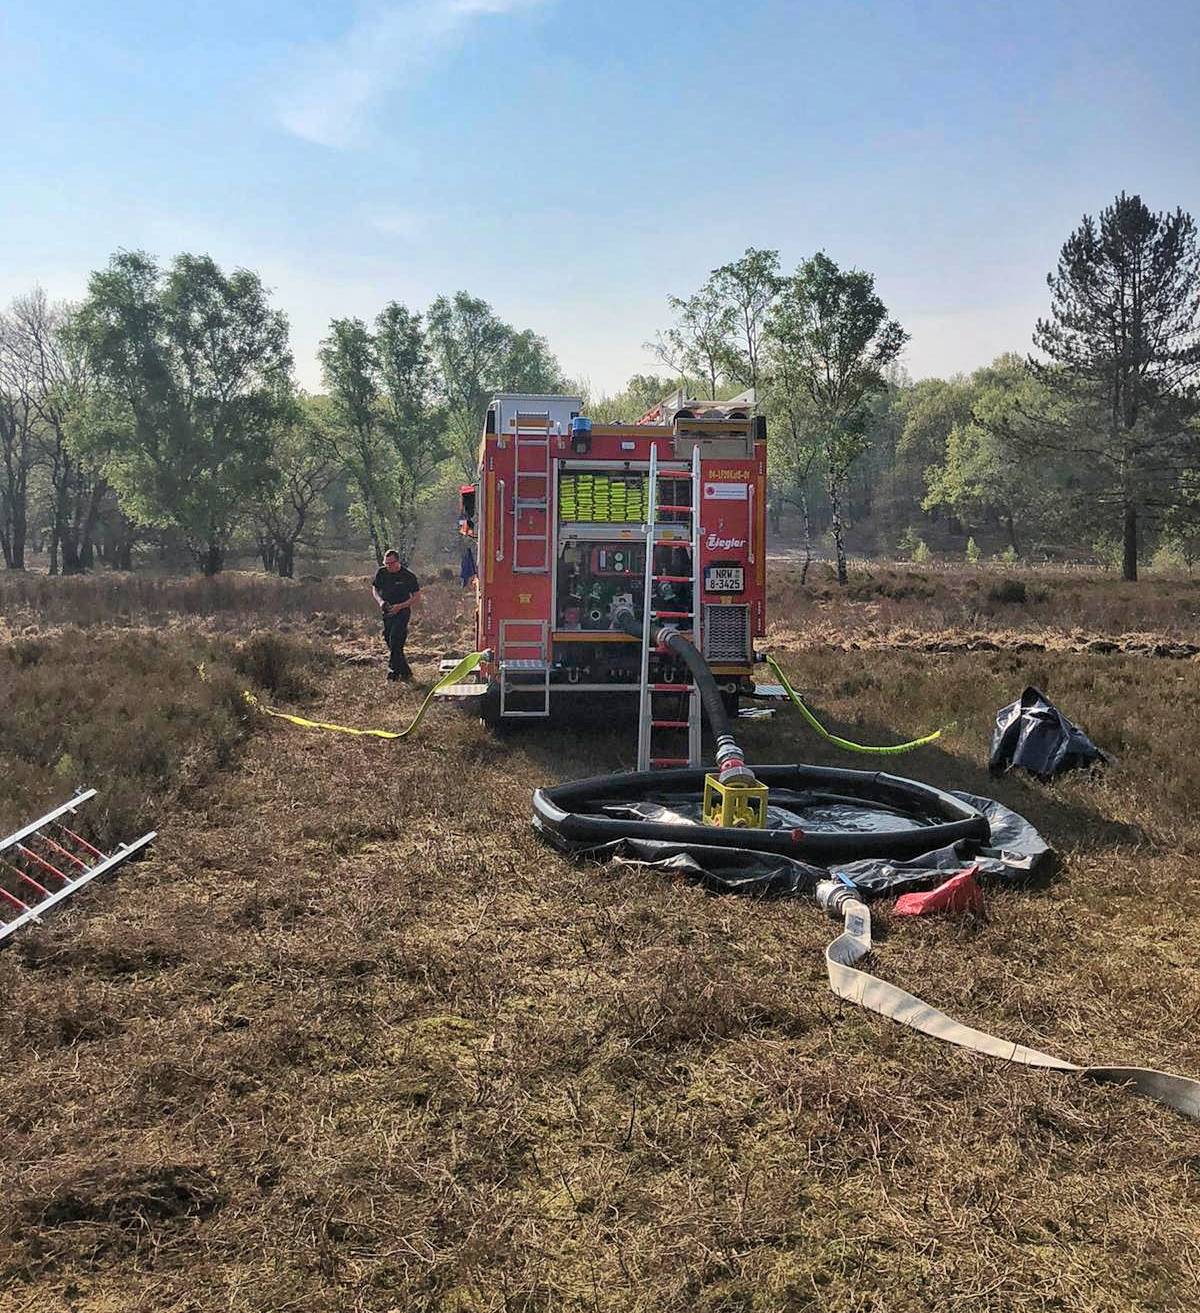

{"left": 559, "top": 472, "right": 647, "bottom": 523}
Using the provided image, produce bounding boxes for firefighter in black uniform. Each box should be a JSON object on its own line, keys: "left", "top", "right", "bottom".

{"left": 371, "top": 549, "right": 421, "bottom": 682}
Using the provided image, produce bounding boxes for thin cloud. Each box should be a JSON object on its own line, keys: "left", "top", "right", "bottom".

{"left": 363, "top": 206, "right": 427, "bottom": 240}
{"left": 275, "top": 0, "right": 550, "bottom": 148}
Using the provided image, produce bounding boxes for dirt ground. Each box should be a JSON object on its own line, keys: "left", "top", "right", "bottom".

{"left": 2, "top": 565, "right": 1199, "bottom": 1312}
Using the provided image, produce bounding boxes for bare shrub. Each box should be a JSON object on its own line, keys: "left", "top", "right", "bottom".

{"left": 0, "top": 570, "right": 370, "bottom": 631}
{"left": 233, "top": 631, "right": 329, "bottom": 700}
{"left": 0, "top": 632, "right": 255, "bottom": 845}
{"left": 988, "top": 577, "right": 1028, "bottom": 605}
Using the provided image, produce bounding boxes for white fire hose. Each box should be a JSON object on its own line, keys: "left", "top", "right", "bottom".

{"left": 818, "top": 881, "right": 1200, "bottom": 1121}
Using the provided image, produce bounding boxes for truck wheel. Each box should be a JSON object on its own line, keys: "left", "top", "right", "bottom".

{"left": 478, "top": 684, "right": 503, "bottom": 728}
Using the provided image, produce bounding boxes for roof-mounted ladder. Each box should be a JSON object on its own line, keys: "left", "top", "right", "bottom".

{"left": 512, "top": 412, "right": 555, "bottom": 574}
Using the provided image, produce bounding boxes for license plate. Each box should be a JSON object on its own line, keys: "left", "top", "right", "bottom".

{"left": 705, "top": 566, "right": 744, "bottom": 592}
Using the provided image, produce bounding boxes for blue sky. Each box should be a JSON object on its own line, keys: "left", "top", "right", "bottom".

{"left": 2, "top": 0, "right": 1197, "bottom": 394}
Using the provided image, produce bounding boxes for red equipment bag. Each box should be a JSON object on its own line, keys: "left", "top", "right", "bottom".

{"left": 893, "top": 866, "right": 984, "bottom": 917}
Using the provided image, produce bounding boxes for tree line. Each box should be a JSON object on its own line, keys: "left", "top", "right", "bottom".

{"left": 2, "top": 191, "right": 1197, "bottom": 582}
{"left": 0, "top": 258, "right": 565, "bottom": 576}
{"left": 632, "top": 191, "right": 1200, "bottom": 583}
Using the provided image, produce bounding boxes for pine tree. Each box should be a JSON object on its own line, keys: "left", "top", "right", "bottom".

{"left": 1033, "top": 193, "right": 1200, "bottom": 581}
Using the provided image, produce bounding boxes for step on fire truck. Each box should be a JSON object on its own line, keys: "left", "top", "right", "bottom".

{"left": 455, "top": 391, "right": 767, "bottom": 769}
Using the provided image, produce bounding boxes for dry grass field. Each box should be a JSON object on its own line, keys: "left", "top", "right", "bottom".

{"left": 2, "top": 563, "right": 1200, "bottom": 1312}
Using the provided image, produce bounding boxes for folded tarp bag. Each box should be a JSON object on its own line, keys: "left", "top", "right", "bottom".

{"left": 893, "top": 866, "right": 984, "bottom": 916}
{"left": 989, "top": 686, "right": 1107, "bottom": 780}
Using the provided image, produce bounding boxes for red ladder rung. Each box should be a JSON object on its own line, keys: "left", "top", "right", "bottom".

{"left": 651, "top": 720, "right": 689, "bottom": 729}
{"left": 1, "top": 856, "right": 44, "bottom": 898}
{"left": 656, "top": 505, "right": 692, "bottom": 514}
{"left": 650, "top": 757, "right": 689, "bottom": 767}
{"left": 652, "top": 682, "right": 691, "bottom": 692}
{"left": 0, "top": 886, "right": 31, "bottom": 913}
{"left": 32, "top": 833, "right": 90, "bottom": 873}
{"left": 652, "top": 610, "right": 692, "bottom": 620}
{"left": 653, "top": 575, "right": 693, "bottom": 583}
{"left": 2, "top": 854, "right": 51, "bottom": 903}
{"left": 55, "top": 823, "right": 104, "bottom": 860}
{"left": 16, "top": 870, "right": 52, "bottom": 898}
{"left": 16, "top": 844, "right": 72, "bottom": 885}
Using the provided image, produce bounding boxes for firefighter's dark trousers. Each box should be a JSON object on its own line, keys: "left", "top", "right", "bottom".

{"left": 383, "top": 612, "right": 412, "bottom": 680}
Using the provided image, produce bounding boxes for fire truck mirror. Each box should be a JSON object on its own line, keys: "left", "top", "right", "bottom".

{"left": 459, "top": 485, "right": 476, "bottom": 535}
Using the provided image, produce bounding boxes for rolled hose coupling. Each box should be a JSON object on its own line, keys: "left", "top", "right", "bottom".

{"left": 816, "top": 878, "right": 858, "bottom": 919}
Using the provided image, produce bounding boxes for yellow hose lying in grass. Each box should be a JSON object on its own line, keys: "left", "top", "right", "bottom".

{"left": 765, "top": 655, "right": 947, "bottom": 755}
{"left": 243, "top": 651, "right": 485, "bottom": 741}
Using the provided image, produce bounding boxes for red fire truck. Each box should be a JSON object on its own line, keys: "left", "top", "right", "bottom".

{"left": 458, "top": 391, "right": 767, "bottom": 768}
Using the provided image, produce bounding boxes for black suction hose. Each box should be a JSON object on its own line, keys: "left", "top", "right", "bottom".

{"left": 613, "top": 606, "right": 755, "bottom": 784}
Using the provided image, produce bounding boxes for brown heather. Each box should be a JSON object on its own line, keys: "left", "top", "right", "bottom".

{"left": 0, "top": 564, "right": 1198, "bottom": 1311}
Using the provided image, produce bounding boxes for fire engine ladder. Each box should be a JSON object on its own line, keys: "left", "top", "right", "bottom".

{"left": 500, "top": 412, "right": 556, "bottom": 716}
{"left": 512, "top": 413, "right": 554, "bottom": 575}
{"left": 636, "top": 444, "right": 703, "bottom": 770}
{"left": 0, "top": 790, "right": 156, "bottom": 944}
{"left": 499, "top": 618, "right": 551, "bottom": 718}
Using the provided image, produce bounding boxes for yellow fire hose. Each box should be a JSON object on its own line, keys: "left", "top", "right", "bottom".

{"left": 247, "top": 650, "right": 485, "bottom": 739}
{"left": 766, "top": 654, "right": 947, "bottom": 755}
{"left": 241, "top": 649, "right": 941, "bottom": 751}
{"left": 210, "top": 651, "right": 486, "bottom": 741}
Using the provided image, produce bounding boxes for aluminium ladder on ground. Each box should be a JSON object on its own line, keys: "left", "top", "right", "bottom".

{"left": 500, "top": 413, "right": 556, "bottom": 716}
{"left": 0, "top": 790, "right": 156, "bottom": 944}
{"left": 636, "top": 444, "right": 703, "bottom": 771}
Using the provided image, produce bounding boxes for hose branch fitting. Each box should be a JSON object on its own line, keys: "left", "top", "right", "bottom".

{"left": 715, "top": 733, "right": 756, "bottom": 786}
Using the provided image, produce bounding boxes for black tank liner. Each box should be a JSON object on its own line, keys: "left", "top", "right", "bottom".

{"left": 533, "top": 765, "right": 1051, "bottom": 899}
